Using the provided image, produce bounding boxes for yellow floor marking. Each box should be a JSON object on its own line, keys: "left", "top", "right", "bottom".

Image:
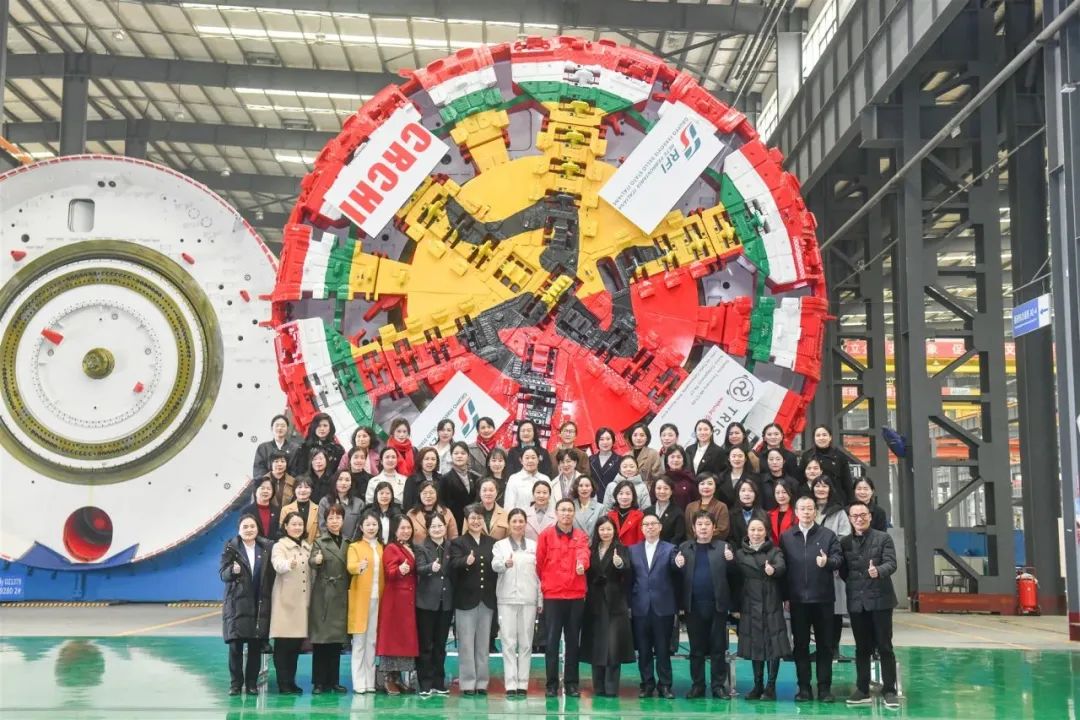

{"left": 113, "top": 609, "right": 220, "bottom": 637}
{"left": 894, "top": 616, "right": 1033, "bottom": 651}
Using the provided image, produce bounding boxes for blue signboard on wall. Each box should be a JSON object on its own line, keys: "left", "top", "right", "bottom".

{"left": 1011, "top": 293, "right": 1052, "bottom": 338}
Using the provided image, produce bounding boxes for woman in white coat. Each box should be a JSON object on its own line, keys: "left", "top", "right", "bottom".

{"left": 504, "top": 447, "right": 552, "bottom": 511}
{"left": 491, "top": 508, "right": 542, "bottom": 697}
{"left": 270, "top": 511, "right": 312, "bottom": 694}
{"left": 601, "top": 455, "right": 650, "bottom": 510}
{"left": 524, "top": 481, "right": 557, "bottom": 542}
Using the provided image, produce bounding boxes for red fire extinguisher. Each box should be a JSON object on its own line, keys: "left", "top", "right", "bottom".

{"left": 1016, "top": 567, "right": 1040, "bottom": 615}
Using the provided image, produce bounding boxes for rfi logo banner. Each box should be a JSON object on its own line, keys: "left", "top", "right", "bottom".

{"left": 324, "top": 104, "right": 450, "bottom": 237}
{"left": 647, "top": 346, "right": 762, "bottom": 447}
{"left": 599, "top": 102, "right": 725, "bottom": 234}
{"left": 412, "top": 372, "right": 511, "bottom": 447}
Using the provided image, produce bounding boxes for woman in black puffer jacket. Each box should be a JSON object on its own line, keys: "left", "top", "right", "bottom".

{"left": 220, "top": 513, "right": 275, "bottom": 695}
{"left": 734, "top": 517, "right": 791, "bottom": 701}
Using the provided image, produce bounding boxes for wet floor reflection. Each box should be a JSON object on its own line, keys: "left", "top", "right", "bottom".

{"left": 0, "top": 637, "right": 1076, "bottom": 718}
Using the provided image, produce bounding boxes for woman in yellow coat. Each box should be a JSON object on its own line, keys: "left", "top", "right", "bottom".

{"left": 347, "top": 510, "right": 385, "bottom": 693}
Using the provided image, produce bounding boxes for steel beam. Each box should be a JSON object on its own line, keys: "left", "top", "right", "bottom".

{"left": 1004, "top": 0, "right": 1066, "bottom": 614}
{"left": 0, "top": 0, "right": 9, "bottom": 126}
{"left": 184, "top": 169, "right": 300, "bottom": 196}
{"left": 892, "top": 7, "right": 1016, "bottom": 612}
{"left": 138, "top": 0, "right": 767, "bottom": 34}
{"left": 810, "top": 153, "right": 894, "bottom": 520}
{"left": 124, "top": 119, "right": 149, "bottom": 159}
{"left": 2, "top": 118, "right": 337, "bottom": 151}
{"left": 58, "top": 57, "right": 88, "bottom": 156}
{"left": 1043, "top": 0, "right": 1080, "bottom": 641}
{"left": 6, "top": 52, "right": 397, "bottom": 97}
{"left": 770, "top": 0, "right": 967, "bottom": 194}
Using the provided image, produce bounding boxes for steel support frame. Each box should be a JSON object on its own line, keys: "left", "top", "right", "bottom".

{"left": 6, "top": 52, "right": 397, "bottom": 98}
{"left": 1004, "top": 0, "right": 1066, "bottom": 613}
{"left": 770, "top": 0, "right": 968, "bottom": 194}
{"left": 1043, "top": 0, "right": 1080, "bottom": 641}
{"left": 135, "top": 0, "right": 769, "bottom": 34}
{"left": 58, "top": 56, "right": 88, "bottom": 156}
{"left": 2, "top": 118, "right": 337, "bottom": 152}
{"left": 891, "top": 5, "right": 1015, "bottom": 612}
{"left": 0, "top": 0, "right": 9, "bottom": 125}
{"left": 0, "top": 0, "right": 12, "bottom": 171}
{"left": 810, "top": 152, "right": 894, "bottom": 515}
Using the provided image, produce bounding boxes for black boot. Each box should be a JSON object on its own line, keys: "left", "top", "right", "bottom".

{"left": 762, "top": 659, "right": 779, "bottom": 700}
{"left": 744, "top": 661, "right": 765, "bottom": 700}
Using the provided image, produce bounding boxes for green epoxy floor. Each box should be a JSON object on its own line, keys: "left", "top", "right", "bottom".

{"left": 1, "top": 637, "right": 1078, "bottom": 719}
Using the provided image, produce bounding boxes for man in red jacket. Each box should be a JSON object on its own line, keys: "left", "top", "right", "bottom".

{"left": 536, "top": 498, "right": 591, "bottom": 697}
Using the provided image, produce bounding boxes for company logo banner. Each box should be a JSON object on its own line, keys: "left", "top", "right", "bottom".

{"left": 599, "top": 103, "right": 726, "bottom": 233}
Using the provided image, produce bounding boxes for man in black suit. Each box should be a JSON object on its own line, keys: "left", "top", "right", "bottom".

{"left": 628, "top": 510, "right": 679, "bottom": 699}
{"left": 673, "top": 511, "right": 737, "bottom": 699}
{"left": 780, "top": 495, "right": 843, "bottom": 703}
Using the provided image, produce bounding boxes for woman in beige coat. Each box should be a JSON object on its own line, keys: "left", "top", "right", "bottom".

{"left": 626, "top": 423, "right": 663, "bottom": 491}
{"left": 270, "top": 511, "right": 312, "bottom": 694}
{"left": 477, "top": 478, "right": 510, "bottom": 541}
{"left": 279, "top": 478, "right": 319, "bottom": 544}
{"left": 346, "top": 510, "right": 385, "bottom": 693}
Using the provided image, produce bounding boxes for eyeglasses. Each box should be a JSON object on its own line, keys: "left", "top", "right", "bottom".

{"left": 849, "top": 512, "right": 870, "bottom": 519}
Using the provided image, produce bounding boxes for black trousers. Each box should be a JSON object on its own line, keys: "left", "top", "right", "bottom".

{"left": 272, "top": 637, "right": 303, "bottom": 690}
{"left": 311, "top": 643, "right": 342, "bottom": 688}
{"left": 632, "top": 611, "right": 674, "bottom": 689}
{"left": 543, "top": 598, "right": 584, "bottom": 688}
{"left": 790, "top": 601, "right": 834, "bottom": 691}
{"left": 752, "top": 659, "right": 781, "bottom": 687}
{"left": 228, "top": 639, "right": 261, "bottom": 689}
{"left": 592, "top": 664, "right": 621, "bottom": 696}
{"left": 850, "top": 609, "right": 897, "bottom": 693}
{"left": 416, "top": 608, "right": 453, "bottom": 691}
{"left": 832, "top": 613, "right": 845, "bottom": 654}
{"left": 685, "top": 603, "right": 729, "bottom": 691}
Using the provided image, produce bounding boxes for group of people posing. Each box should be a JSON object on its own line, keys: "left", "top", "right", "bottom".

{"left": 220, "top": 412, "right": 900, "bottom": 708}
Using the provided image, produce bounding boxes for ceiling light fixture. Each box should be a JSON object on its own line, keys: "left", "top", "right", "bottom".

{"left": 245, "top": 103, "right": 353, "bottom": 115}
{"left": 273, "top": 152, "right": 318, "bottom": 164}
{"left": 193, "top": 24, "right": 482, "bottom": 50}
{"left": 234, "top": 87, "right": 372, "bottom": 101}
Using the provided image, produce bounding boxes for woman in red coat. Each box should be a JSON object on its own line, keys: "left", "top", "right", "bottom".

{"left": 767, "top": 480, "right": 797, "bottom": 544}
{"left": 376, "top": 514, "right": 419, "bottom": 694}
{"left": 606, "top": 480, "right": 644, "bottom": 547}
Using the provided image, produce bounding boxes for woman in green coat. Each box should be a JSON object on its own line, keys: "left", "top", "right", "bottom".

{"left": 309, "top": 504, "right": 350, "bottom": 693}
{"left": 734, "top": 517, "right": 791, "bottom": 701}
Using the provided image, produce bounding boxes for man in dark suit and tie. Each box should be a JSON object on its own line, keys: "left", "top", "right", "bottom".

{"left": 628, "top": 510, "right": 679, "bottom": 699}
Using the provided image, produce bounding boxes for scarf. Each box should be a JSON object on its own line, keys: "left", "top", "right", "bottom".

{"left": 330, "top": 533, "right": 342, "bottom": 548}
{"left": 387, "top": 436, "right": 415, "bottom": 475}
{"left": 748, "top": 540, "right": 765, "bottom": 551}
{"left": 476, "top": 433, "right": 498, "bottom": 454}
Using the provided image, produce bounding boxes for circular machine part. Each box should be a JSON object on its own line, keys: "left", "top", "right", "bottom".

{"left": 272, "top": 37, "right": 828, "bottom": 452}
{"left": 0, "top": 155, "right": 280, "bottom": 568}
